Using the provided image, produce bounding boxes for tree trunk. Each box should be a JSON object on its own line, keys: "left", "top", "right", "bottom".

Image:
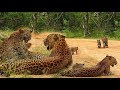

{"left": 84, "top": 12, "right": 89, "bottom": 37}
{"left": 31, "top": 12, "right": 39, "bottom": 32}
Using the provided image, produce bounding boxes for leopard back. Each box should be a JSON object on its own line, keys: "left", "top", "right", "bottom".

{"left": 60, "top": 55, "right": 117, "bottom": 77}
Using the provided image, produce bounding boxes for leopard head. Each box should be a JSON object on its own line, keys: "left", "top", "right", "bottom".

{"left": 43, "top": 34, "right": 65, "bottom": 50}
{"left": 19, "top": 29, "right": 33, "bottom": 43}
{"left": 25, "top": 43, "right": 32, "bottom": 49}
{"left": 106, "top": 55, "right": 117, "bottom": 67}
{"left": 97, "top": 40, "right": 100, "bottom": 43}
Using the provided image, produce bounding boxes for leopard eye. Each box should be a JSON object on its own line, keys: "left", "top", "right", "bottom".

{"left": 14, "top": 48, "right": 18, "bottom": 51}
{"left": 14, "top": 48, "right": 17, "bottom": 50}
{"left": 24, "top": 37, "right": 26, "bottom": 40}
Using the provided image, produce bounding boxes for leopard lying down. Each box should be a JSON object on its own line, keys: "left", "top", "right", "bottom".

{"left": 0, "top": 28, "right": 32, "bottom": 62}
{"left": 0, "top": 34, "right": 72, "bottom": 75}
{"left": 60, "top": 55, "right": 117, "bottom": 77}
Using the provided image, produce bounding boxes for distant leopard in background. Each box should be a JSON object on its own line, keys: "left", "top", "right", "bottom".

{"left": 60, "top": 55, "right": 117, "bottom": 77}
{"left": 101, "top": 37, "right": 108, "bottom": 48}
{"left": 97, "top": 40, "right": 101, "bottom": 48}
{"left": 69, "top": 47, "right": 78, "bottom": 55}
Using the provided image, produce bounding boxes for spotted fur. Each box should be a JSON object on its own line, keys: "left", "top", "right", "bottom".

{"left": 0, "top": 29, "right": 32, "bottom": 62}
{"left": 60, "top": 55, "right": 117, "bottom": 77}
{"left": 0, "top": 34, "right": 72, "bottom": 75}
{"left": 97, "top": 40, "right": 101, "bottom": 48}
{"left": 101, "top": 37, "right": 108, "bottom": 48}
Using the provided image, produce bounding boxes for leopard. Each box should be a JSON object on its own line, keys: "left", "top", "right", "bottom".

{"left": 101, "top": 36, "right": 108, "bottom": 48}
{"left": 0, "top": 28, "right": 32, "bottom": 62}
{"left": 0, "top": 34, "right": 73, "bottom": 75}
{"left": 60, "top": 55, "right": 117, "bottom": 77}
{"left": 69, "top": 47, "right": 78, "bottom": 55}
{"left": 97, "top": 40, "right": 101, "bottom": 48}
{"left": 44, "top": 34, "right": 72, "bottom": 67}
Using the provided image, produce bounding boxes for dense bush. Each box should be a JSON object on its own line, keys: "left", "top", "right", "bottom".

{"left": 0, "top": 12, "right": 120, "bottom": 39}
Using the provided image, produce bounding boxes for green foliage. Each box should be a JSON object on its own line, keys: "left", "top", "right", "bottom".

{"left": 0, "top": 12, "right": 120, "bottom": 39}
{"left": 21, "top": 75, "right": 33, "bottom": 78}
{"left": 113, "top": 29, "right": 120, "bottom": 39}
{"left": 0, "top": 12, "right": 32, "bottom": 29}
{"left": 0, "top": 29, "right": 13, "bottom": 41}
{"left": 62, "top": 29, "right": 84, "bottom": 38}
{"left": 51, "top": 74, "right": 60, "bottom": 78}
{"left": 0, "top": 29, "right": 13, "bottom": 35}
{"left": 31, "top": 46, "right": 50, "bottom": 56}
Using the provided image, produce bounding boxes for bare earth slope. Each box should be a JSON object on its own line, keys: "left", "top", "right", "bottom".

{"left": 1, "top": 32, "right": 120, "bottom": 78}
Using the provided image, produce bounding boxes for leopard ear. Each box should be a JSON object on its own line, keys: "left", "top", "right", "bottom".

{"left": 30, "top": 29, "right": 33, "bottom": 33}
{"left": 19, "top": 29, "right": 24, "bottom": 33}
{"left": 106, "top": 54, "right": 111, "bottom": 59}
{"left": 54, "top": 34, "right": 59, "bottom": 41}
{"left": 106, "top": 54, "right": 109, "bottom": 57}
{"left": 76, "top": 63, "right": 79, "bottom": 65}
{"left": 61, "top": 35, "right": 65, "bottom": 38}
{"left": 26, "top": 43, "right": 32, "bottom": 49}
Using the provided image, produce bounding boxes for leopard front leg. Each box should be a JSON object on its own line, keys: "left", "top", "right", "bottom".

{"left": 76, "top": 50, "right": 77, "bottom": 55}
{"left": 104, "top": 65, "right": 111, "bottom": 76}
{"left": 103, "top": 42, "right": 106, "bottom": 48}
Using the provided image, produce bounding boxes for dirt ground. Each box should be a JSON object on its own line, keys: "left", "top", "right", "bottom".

{"left": 1, "top": 32, "right": 120, "bottom": 78}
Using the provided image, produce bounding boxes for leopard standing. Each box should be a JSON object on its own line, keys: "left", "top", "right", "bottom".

{"left": 101, "top": 37, "right": 108, "bottom": 48}
{"left": 97, "top": 40, "right": 101, "bottom": 48}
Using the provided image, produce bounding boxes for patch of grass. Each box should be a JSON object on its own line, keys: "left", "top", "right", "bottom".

{"left": 21, "top": 74, "right": 33, "bottom": 78}
{"left": 51, "top": 74, "right": 61, "bottom": 78}
{"left": 62, "top": 29, "right": 84, "bottom": 38}
{"left": 9, "top": 74, "right": 33, "bottom": 78}
{"left": 0, "top": 29, "right": 13, "bottom": 41}
{"left": 31, "top": 46, "right": 51, "bottom": 56}
{"left": 9, "top": 70, "right": 33, "bottom": 78}
{"left": 0, "top": 29, "right": 13, "bottom": 36}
